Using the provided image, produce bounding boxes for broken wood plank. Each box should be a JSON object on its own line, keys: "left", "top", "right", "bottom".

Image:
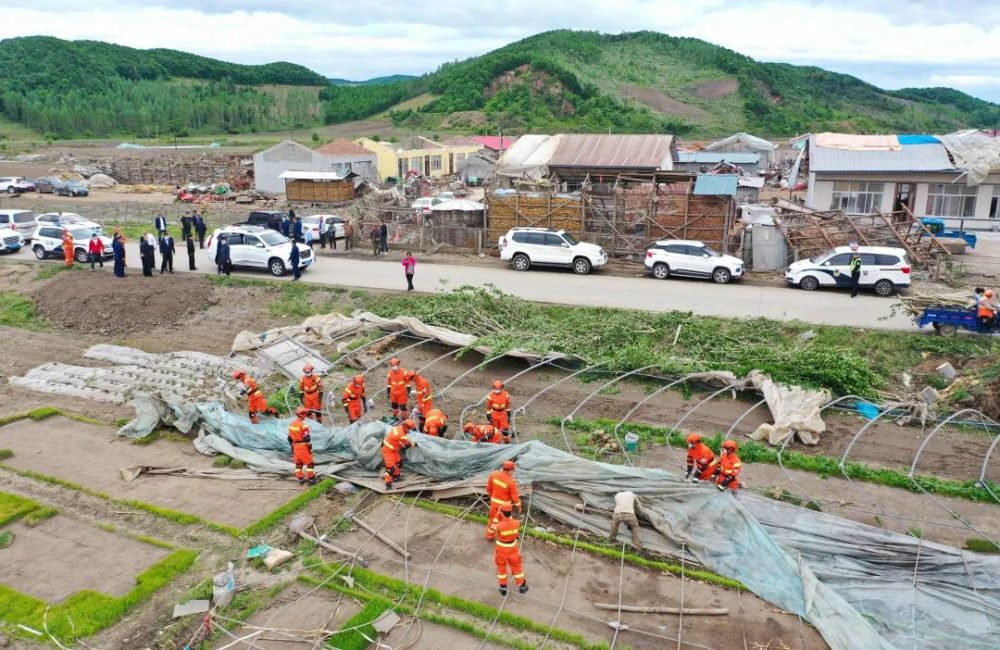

{"left": 351, "top": 515, "right": 412, "bottom": 560}
{"left": 592, "top": 602, "right": 729, "bottom": 616}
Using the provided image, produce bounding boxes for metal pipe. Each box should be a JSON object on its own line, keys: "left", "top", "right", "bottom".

{"left": 509, "top": 362, "right": 607, "bottom": 440}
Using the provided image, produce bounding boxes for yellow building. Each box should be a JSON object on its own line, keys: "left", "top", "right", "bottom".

{"left": 354, "top": 136, "right": 482, "bottom": 181}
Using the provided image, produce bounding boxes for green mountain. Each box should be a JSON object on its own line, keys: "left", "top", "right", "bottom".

{"left": 0, "top": 36, "right": 329, "bottom": 138}
{"left": 326, "top": 30, "right": 1000, "bottom": 136}
{"left": 329, "top": 74, "right": 418, "bottom": 86}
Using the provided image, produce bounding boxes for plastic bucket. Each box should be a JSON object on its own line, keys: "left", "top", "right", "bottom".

{"left": 623, "top": 432, "right": 639, "bottom": 452}
{"left": 855, "top": 401, "right": 879, "bottom": 421}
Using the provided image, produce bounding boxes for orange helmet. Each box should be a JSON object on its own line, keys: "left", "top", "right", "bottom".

{"left": 722, "top": 440, "right": 738, "bottom": 452}
{"left": 231, "top": 369, "right": 245, "bottom": 380}
{"left": 463, "top": 422, "right": 475, "bottom": 433}
{"left": 295, "top": 406, "right": 308, "bottom": 418}
{"left": 502, "top": 460, "right": 515, "bottom": 471}
{"left": 686, "top": 433, "right": 701, "bottom": 446}
{"left": 404, "top": 370, "right": 416, "bottom": 381}
{"left": 353, "top": 374, "right": 365, "bottom": 385}
{"left": 492, "top": 380, "right": 503, "bottom": 390}
{"left": 303, "top": 364, "right": 314, "bottom": 375}
{"left": 389, "top": 357, "right": 401, "bottom": 367}
{"left": 402, "top": 418, "right": 417, "bottom": 430}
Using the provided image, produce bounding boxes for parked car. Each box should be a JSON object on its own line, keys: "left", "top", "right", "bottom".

{"left": 498, "top": 227, "right": 607, "bottom": 275}
{"left": 0, "top": 177, "right": 34, "bottom": 193}
{"left": 205, "top": 225, "right": 313, "bottom": 276}
{"left": 301, "top": 214, "right": 346, "bottom": 242}
{"left": 33, "top": 178, "right": 57, "bottom": 194}
{"left": 644, "top": 239, "right": 744, "bottom": 284}
{"left": 243, "top": 210, "right": 288, "bottom": 231}
{"left": 0, "top": 226, "right": 24, "bottom": 253}
{"left": 785, "top": 246, "right": 910, "bottom": 296}
{"left": 32, "top": 224, "right": 112, "bottom": 263}
{"left": 35, "top": 212, "right": 100, "bottom": 233}
{"left": 411, "top": 197, "right": 444, "bottom": 214}
{"left": 0, "top": 209, "right": 38, "bottom": 241}
{"left": 55, "top": 180, "right": 89, "bottom": 197}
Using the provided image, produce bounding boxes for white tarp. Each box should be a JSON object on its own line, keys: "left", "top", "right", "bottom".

{"left": 747, "top": 370, "right": 829, "bottom": 445}
{"left": 937, "top": 129, "right": 1000, "bottom": 186}
{"left": 495, "top": 134, "right": 562, "bottom": 180}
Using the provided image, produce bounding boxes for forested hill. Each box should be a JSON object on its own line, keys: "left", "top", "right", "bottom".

{"left": 0, "top": 36, "right": 329, "bottom": 137}
{"left": 325, "top": 30, "right": 1000, "bottom": 136}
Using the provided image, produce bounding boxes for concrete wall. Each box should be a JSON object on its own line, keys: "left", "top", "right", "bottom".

{"left": 354, "top": 138, "right": 397, "bottom": 181}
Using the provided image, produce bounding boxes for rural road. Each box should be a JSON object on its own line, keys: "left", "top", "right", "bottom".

{"left": 8, "top": 242, "right": 918, "bottom": 331}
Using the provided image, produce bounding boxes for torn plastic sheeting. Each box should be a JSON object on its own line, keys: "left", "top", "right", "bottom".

{"left": 937, "top": 130, "right": 1000, "bottom": 186}
{"left": 231, "top": 311, "right": 576, "bottom": 364}
{"left": 746, "top": 370, "right": 829, "bottom": 445}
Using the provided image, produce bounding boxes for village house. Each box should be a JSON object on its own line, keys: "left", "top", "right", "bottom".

{"left": 252, "top": 139, "right": 377, "bottom": 193}
{"left": 354, "top": 136, "right": 482, "bottom": 181}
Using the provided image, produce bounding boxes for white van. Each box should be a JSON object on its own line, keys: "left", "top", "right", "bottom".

{"left": 0, "top": 209, "right": 38, "bottom": 241}
{"left": 785, "top": 246, "right": 910, "bottom": 296}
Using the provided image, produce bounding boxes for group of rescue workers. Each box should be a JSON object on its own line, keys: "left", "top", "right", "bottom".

{"left": 228, "top": 356, "right": 743, "bottom": 594}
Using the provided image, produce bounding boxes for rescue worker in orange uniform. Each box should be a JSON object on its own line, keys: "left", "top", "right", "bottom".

{"left": 710, "top": 440, "right": 743, "bottom": 491}
{"left": 288, "top": 406, "right": 317, "bottom": 485}
{"left": 232, "top": 370, "right": 278, "bottom": 424}
{"left": 422, "top": 408, "right": 448, "bottom": 437}
{"left": 494, "top": 508, "right": 528, "bottom": 595}
{"left": 465, "top": 422, "right": 503, "bottom": 444}
{"left": 485, "top": 460, "right": 521, "bottom": 540}
{"left": 342, "top": 375, "right": 368, "bottom": 423}
{"left": 485, "top": 380, "right": 512, "bottom": 443}
{"left": 386, "top": 358, "right": 409, "bottom": 421}
{"left": 62, "top": 228, "right": 75, "bottom": 266}
{"left": 381, "top": 418, "right": 418, "bottom": 490}
{"left": 685, "top": 433, "right": 715, "bottom": 483}
{"left": 405, "top": 370, "right": 433, "bottom": 430}
{"left": 299, "top": 364, "right": 324, "bottom": 423}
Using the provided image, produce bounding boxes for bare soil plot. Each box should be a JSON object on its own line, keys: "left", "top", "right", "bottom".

{"left": 2, "top": 513, "right": 167, "bottom": 602}
{"left": 620, "top": 84, "right": 710, "bottom": 118}
{"left": 690, "top": 78, "right": 739, "bottom": 100}
{"left": 331, "top": 500, "right": 826, "bottom": 650}
{"left": 0, "top": 416, "right": 295, "bottom": 529}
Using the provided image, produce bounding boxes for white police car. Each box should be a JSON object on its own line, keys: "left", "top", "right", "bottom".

{"left": 785, "top": 246, "right": 910, "bottom": 296}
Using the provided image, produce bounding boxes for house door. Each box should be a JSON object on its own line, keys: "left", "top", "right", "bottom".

{"left": 424, "top": 156, "right": 430, "bottom": 176}
{"left": 448, "top": 153, "right": 454, "bottom": 175}
{"left": 893, "top": 183, "right": 914, "bottom": 215}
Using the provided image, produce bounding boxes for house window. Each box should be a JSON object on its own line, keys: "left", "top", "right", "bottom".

{"left": 831, "top": 181, "right": 884, "bottom": 214}
{"left": 430, "top": 155, "right": 443, "bottom": 172}
{"left": 926, "top": 183, "right": 977, "bottom": 218}
{"left": 990, "top": 185, "right": 999, "bottom": 219}
{"left": 454, "top": 152, "right": 467, "bottom": 163}
{"left": 404, "top": 157, "right": 421, "bottom": 173}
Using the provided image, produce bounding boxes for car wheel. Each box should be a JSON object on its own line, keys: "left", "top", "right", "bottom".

{"left": 269, "top": 258, "right": 286, "bottom": 276}
{"left": 873, "top": 279, "right": 895, "bottom": 297}
{"left": 33, "top": 245, "right": 46, "bottom": 260}
{"left": 511, "top": 253, "right": 530, "bottom": 272}
{"left": 938, "top": 323, "right": 957, "bottom": 337}
{"left": 652, "top": 262, "right": 670, "bottom": 279}
{"left": 74, "top": 248, "right": 88, "bottom": 263}
{"left": 6, "top": 187, "right": 15, "bottom": 194}
{"left": 712, "top": 267, "right": 732, "bottom": 284}
{"left": 799, "top": 276, "right": 820, "bottom": 291}
{"left": 572, "top": 257, "right": 592, "bottom": 275}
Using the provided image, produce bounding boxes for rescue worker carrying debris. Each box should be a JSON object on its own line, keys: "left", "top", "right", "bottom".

{"left": 465, "top": 422, "right": 503, "bottom": 444}
{"left": 485, "top": 460, "right": 521, "bottom": 540}
{"left": 299, "top": 364, "right": 324, "bottom": 423}
{"left": 609, "top": 490, "right": 643, "bottom": 549}
{"left": 494, "top": 508, "right": 528, "bottom": 596}
{"left": 382, "top": 418, "right": 418, "bottom": 490}
{"left": 342, "top": 375, "right": 368, "bottom": 424}
{"left": 386, "top": 358, "right": 409, "bottom": 421}
{"left": 421, "top": 408, "right": 448, "bottom": 437}
{"left": 288, "top": 406, "right": 317, "bottom": 485}
{"left": 710, "top": 440, "right": 743, "bottom": 491}
{"left": 62, "top": 228, "right": 75, "bottom": 266}
{"left": 232, "top": 370, "right": 278, "bottom": 423}
{"left": 485, "top": 380, "right": 512, "bottom": 443}
{"left": 405, "top": 370, "right": 433, "bottom": 430}
{"left": 685, "top": 433, "right": 715, "bottom": 482}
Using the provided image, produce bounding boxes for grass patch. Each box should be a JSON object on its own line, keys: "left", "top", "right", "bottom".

{"left": 0, "top": 449, "right": 12, "bottom": 460}
{"left": 0, "top": 549, "right": 198, "bottom": 643}
{"left": 328, "top": 600, "right": 392, "bottom": 650}
{"left": 964, "top": 537, "right": 1000, "bottom": 554}
{"left": 22, "top": 505, "right": 58, "bottom": 526}
{"left": 0, "top": 492, "right": 44, "bottom": 527}
{"left": 0, "top": 406, "right": 101, "bottom": 428}
{"left": 406, "top": 498, "right": 743, "bottom": 590}
{"left": 349, "top": 289, "right": 369, "bottom": 300}
{"left": 559, "top": 418, "right": 1000, "bottom": 504}
{"left": 268, "top": 283, "right": 345, "bottom": 318}
{"left": 241, "top": 478, "right": 334, "bottom": 538}
{"left": 35, "top": 264, "right": 79, "bottom": 280}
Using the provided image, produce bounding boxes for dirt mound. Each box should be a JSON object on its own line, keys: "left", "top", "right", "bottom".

{"left": 620, "top": 84, "right": 709, "bottom": 118}
{"left": 33, "top": 272, "right": 216, "bottom": 336}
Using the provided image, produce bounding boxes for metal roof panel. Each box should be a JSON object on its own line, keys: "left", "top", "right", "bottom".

{"left": 809, "top": 140, "right": 955, "bottom": 172}
{"left": 548, "top": 134, "right": 675, "bottom": 170}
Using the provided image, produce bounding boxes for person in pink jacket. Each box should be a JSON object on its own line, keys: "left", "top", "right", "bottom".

{"left": 401, "top": 251, "right": 416, "bottom": 291}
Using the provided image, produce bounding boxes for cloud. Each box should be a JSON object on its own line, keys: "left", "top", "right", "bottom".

{"left": 1, "top": 1, "right": 998, "bottom": 101}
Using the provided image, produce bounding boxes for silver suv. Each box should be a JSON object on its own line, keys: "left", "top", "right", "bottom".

{"left": 0, "top": 209, "right": 37, "bottom": 242}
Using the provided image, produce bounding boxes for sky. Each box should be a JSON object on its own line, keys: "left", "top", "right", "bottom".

{"left": 3, "top": 0, "right": 1000, "bottom": 102}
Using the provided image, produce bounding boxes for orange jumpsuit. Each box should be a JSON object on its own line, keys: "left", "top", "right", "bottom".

{"left": 62, "top": 231, "right": 75, "bottom": 266}
{"left": 471, "top": 424, "right": 502, "bottom": 444}
{"left": 485, "top": 469, "right": 521, "bottom": 540}
{"left": 494, "top": 515, "right": 525, "bottom": 589}
{"left": 412, "top": 374, "right": 433, "bottom": 420}
{"left": 381, "top": 424, "right": 413, "bottom": 488}
{"left": 287, "top": 417, "right": 315, "bottom": 482}
{"left": 686, "top": 442, "right": 715, "bottom": 481}
{"left": 422, "top": 408, "right": 448, "bottom": 437}
{"left": 485, "top": 389, "right": 512, "bottom": 441}
{"left": 342, "top": 381, "right": 366, "bottom": 423}
{"left": 387, "top": 367, "right": 409, "bottom": 418}
{"left": 241, "top": 376, "right": 276, "bottom": 423}
{"left": 713, "top": 452, "right": 743, "bottom": 490}
{"left": 299, "top": 374, "right": 323, "bottom": 422}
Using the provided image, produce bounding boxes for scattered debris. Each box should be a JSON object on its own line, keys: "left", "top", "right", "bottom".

{"left": 333, "top": 482, "right": 359, "bottom": 494}
{"left": 246, "top": 544, "right": 272, "bottom": 559}
{"left": 936, "top": 362, "right": 957, "bottom": 384}
{"left": 593, "top": 602, "right": 730, "bottom": 616}
{"left": 351, "top": 515, "right": 412, "bottom": 559}
{"left": 583, "top": 428, "right": 623, "bottom": 454}
{"left": 918, "top": 386, "right": 940, "bottom": 405}
{"left": 213, "top": 562, "right": 235, "bottom": 608}
{"left": 172, "top": 600, "right": 211, "bottom": 618}
{"left": 263, "top": 548, "right": 294, "bottom": 570}
{"left": 371, "top": 610, "right": 401, "bottom": 635}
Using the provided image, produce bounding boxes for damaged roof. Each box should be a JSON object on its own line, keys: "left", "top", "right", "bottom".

{"left": 808, "top": 136, "right": 956, "bottom": 173}
{"left": 548, "top": 134, "right": 675, "bottom": 170}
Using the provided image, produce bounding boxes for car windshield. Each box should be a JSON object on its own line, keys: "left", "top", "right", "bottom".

{"left": 70, "top": 227, "right": 102, "bottom": 239}
{"left": 258, "top": 231, "right": 287, "bottom": 246}
{"left": 809, "top": 249, "right": 837, "bottom": 263}
{"left": 58, "top": 215, "right": 83, "bottom": 223}
{"left": 561, "top": 233, "right": 580, "bottom": 245}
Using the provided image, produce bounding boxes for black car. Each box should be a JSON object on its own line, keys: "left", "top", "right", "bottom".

{"left": 244, "top": 210, "right": 288, "bottom": 232}
{"left": 34, "top": 178, "right": 56, "bottom": 194}
{"left": 56, "top": 181, "right": 89, "bottom": 197}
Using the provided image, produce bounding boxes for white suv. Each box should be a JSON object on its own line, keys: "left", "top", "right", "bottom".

{"left": 33, "top": 224, "right": 113, "bottom": 263}
{"left": 499, "top": 228, "right": 607, "bottom": 275}
{"left": 0, "top": 209, "right": 37, "bottom": 242}
{"left": 785, "top": 246, "right": 910, "bottom": 296}
{"left": 206, "top": 225, "right": 314, "bottom": 276}
{"left": 644, "top": 239, "right": 744, "bottom": 284}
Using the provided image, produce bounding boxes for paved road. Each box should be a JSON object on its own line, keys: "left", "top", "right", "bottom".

{"left": 9, "top": 242, "right": 917, "bottom": 331}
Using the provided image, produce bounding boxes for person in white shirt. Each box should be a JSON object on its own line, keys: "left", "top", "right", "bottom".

{"left": 609, "top": 491, "right": 643, "bottom": 549}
